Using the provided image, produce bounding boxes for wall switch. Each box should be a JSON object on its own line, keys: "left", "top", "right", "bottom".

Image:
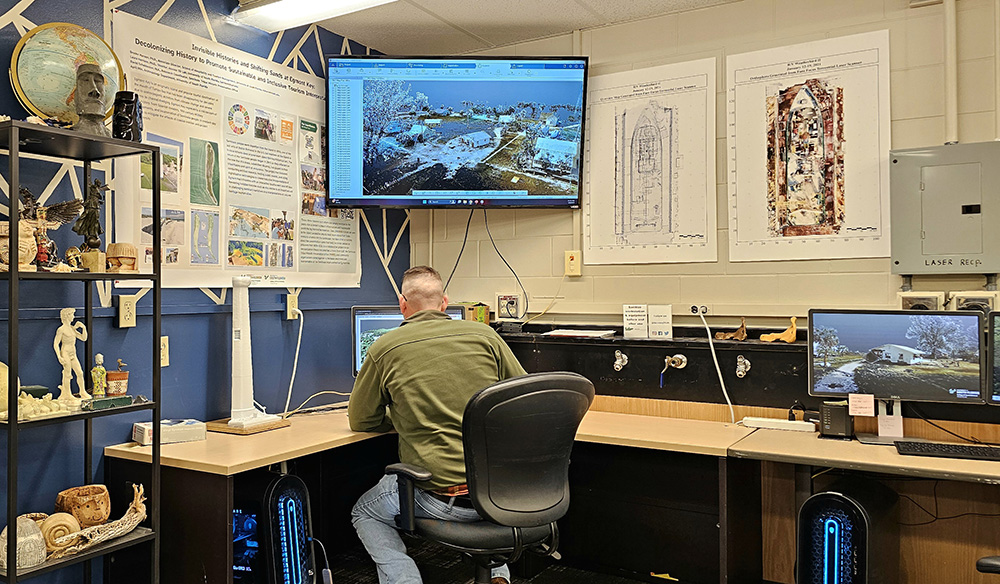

{"left": 564, "top": 250, "right": 582, "bottom": 277}
{"left": 160, "top": 336, "right": 170, "bottom": 367}
{"left": 286, "top": 292, "right": 300, "bottom": 320}
{"left": 117, "top": 295, "right": 137, "bottom": 328}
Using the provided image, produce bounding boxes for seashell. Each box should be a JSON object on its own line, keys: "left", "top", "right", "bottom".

{"left": 0, "top": 516, "right": 47, "bottom": 569}
{"left": 40, "top": 513, "right": 80, "bottom": 552}
{"left": 55, "top": 485, "right": 111, "bottom": 528}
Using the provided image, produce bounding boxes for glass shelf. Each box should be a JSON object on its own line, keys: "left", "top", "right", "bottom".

{"left": 0, "top": 402, "right": 155, "bottom": 429}
{"left": 0, "top": 527, "right": 154, "bottom": 581}
{"left": 0, "top": 121, "right": 158, "bottom": 161}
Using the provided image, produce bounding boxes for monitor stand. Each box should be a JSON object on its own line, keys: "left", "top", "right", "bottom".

{"left": 856, "top": 399, "right": 903, "bottom": 446}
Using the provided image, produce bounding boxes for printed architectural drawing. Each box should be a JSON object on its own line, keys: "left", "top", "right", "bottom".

{"left": 614, "top": 101, "right": 677, "bottom": 244}
{"left": 765, "top": 78, "right": 845, "bottom": 237}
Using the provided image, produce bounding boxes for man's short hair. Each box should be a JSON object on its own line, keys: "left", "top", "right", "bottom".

{"left": 401, "top": 266, "right": 444, "bottom": 309}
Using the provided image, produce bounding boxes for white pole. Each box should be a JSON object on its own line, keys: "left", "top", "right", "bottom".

{"left": 945, "top": 0, "right": 959, "bottom": 144}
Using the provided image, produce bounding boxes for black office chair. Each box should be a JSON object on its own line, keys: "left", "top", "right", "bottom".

{"left": 978, "top": 556, "right": 1000, "bottom": 574}
{"left": 386, "top": 371, "right": 595, "bottom": 584}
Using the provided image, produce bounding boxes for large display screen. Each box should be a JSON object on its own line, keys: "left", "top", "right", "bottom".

{"left": 808, "top": 309, "right": 984, "bottom": 404}
{"left": 327, "top": 55, "right": 588, "bottom": 208}
{"left": 352, "top": 305, "right": 465, "bottom": 376}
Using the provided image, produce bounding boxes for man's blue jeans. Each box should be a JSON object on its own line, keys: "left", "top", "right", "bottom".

{"left": 351, "top": 473, "right": 511, "bottom": 584}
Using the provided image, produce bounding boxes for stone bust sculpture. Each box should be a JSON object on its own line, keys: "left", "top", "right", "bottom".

{"left": 72, "top": 63, "right": 109, "bottom": 137}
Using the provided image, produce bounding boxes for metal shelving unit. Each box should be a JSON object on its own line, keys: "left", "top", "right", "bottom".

{"left": 0, "top": 121, "right": 160, "bottom": 583}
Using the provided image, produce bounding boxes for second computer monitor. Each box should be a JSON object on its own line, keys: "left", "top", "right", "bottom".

{"left": 808, "top": 309, "right": 984, "bottom": 404}
{"left": 351, "top": 305, "right": 465, "bottom": 376}
{"left": 987, "top": 311, "right": 1000, "bottom": 405}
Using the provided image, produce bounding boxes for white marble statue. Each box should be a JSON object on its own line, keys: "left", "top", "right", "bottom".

{"left": 53, "top": 308, "right": 90, "bottom": 401}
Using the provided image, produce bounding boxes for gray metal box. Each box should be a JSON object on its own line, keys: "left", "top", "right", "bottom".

{"left": 890, "top": 141, "right": 1000, "bottom": 274}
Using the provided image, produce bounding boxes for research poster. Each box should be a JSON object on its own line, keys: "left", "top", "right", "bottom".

{"left": 726, "top": 31, "right": 890, "bottom": 262}
{"left": 112, "top": 10, "right": 359, "bottom": 287}
{"left": 585, "top": 59, "right": 717, "bottom": 264}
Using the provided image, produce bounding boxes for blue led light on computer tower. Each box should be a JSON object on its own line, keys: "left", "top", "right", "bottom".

{"left": 796, "top": 478, "right": 898, "bottom": 584}
{"left": 263, "top": 475, "right": 316, "bottom": 584}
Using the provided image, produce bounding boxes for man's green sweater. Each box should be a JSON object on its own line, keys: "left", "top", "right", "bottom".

{"left": 348, "top": 309, "right": 526, "bottom": 490}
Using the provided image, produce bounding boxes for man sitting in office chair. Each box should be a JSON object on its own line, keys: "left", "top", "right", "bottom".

{"left": 349, "top": 265, "right": 527, "bottom": 584}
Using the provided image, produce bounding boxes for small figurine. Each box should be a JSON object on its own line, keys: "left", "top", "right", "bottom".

{"left": 72, "top": 63, "right": 110, "bottom": 137}
{"left": 53, "top": 307, "right": 90, "bottom": 401}
{"left": 91, "top": 353, "right": 107, "bottom": 399}
{"left": 73, "top": 179, "right": 108, "bottom": 251}
{"left": 760, "top": 316, "right": 798, "bottom": 343}
{"left": 106, "top": 242, "right": 138, "bottom": 273}
{"left": 64, "top": 246, "right": 82, "bottom": 269}
{"left": 715, "top": 317, "right": 748, "bottom": 341}
{"left": 17, "top": 187, "right": 82, "bottom": 271}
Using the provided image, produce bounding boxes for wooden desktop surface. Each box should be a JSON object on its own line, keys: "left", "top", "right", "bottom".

{"left": 576, "top": 411, "right": 753, "bottom": 456}
{"left": 104, "top": 410, "right": 753, "bottom": 475}
{"left": 104, "top": 410, "right": 381, "bottom": 475}
{"left": 730, "top": 428, "right": 1000, "bottom": 484}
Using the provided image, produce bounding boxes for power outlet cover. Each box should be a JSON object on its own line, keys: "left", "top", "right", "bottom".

{"left": 495, "top": 293, "right": 522, "bottom": 321}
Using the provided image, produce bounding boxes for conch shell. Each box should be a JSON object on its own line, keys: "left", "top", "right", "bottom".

{"left": 40, "top": 513, "right": 80, "bottom": 552}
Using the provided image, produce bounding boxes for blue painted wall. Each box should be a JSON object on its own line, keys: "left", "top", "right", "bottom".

{"left": 0, "top": 1, "right": 401, "bottom": 581}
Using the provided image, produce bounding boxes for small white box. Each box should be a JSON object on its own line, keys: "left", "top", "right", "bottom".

{"left": 132, "top": 419, "right": 207, "bottom": 445}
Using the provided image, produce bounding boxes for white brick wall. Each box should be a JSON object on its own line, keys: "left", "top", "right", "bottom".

{"left": 409, "top": 0, "right": 1000, "bottom": 325}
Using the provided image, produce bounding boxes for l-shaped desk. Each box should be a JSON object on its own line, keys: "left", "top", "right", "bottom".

{"left": 103, "top": 410, "right": 1000, "bottom": 584}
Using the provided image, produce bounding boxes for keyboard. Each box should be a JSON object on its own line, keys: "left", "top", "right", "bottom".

{"left": 894, "top": 440, "right": 1000, "bottom": 462}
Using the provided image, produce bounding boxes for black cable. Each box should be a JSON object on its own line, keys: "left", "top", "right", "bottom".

{"left": 444, "top": 209, "right": 475, "bottom": 293}
{"left": 483, "top": 209, "right": 528, "bottom": 319}
{"left": 909, "top": 403, "right": 997, "bottom": 446}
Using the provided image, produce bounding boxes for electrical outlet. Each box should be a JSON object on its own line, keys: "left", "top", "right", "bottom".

{"left": 286, "top": 292, "right": 300, "bottom": 320}
{"left": 117, "top": 294, "right": 137, "bottom": 328}
{"left": 495, "top": 293, "right": 523, "bottom": 320}
{"left": 160, "top": 336, "right": 170, "bottom": 367}
{"left": 949, "top": 290, "right": 1000, "bottom": 312}
{"left": 688, "top": 304, "right": 711, "bottom": 315}
{"left": 564, "top": 250, "right": 582, "bottom": 277}
{"left": 897, "top": 291, "right": 946, "bottom": 310}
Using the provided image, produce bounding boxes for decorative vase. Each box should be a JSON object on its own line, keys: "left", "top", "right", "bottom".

{"left": 111, "top": 91, "right": 142, "bottom": 142}
{"left": 55, "top": 484, "right": 111, "bottom": 528}
{"left": 106, "top": 370, "right": 129, "bottom": 396}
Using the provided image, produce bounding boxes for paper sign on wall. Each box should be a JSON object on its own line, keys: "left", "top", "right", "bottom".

{"left": 648, "top": 305, "right": 673, "bottom": 339}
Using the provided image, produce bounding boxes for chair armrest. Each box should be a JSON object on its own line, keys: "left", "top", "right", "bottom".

{"left": 978, "top": 556, "right": 1000, "bottom": 574}
{"left": 385, "top": 463, "right": 433, "bottom": 533}
{"left": 385, "top": 463, "right": 433, "bottom": 482}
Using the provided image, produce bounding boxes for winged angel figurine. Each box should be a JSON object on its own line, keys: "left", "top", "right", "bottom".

{"left": 18, "top": 187, "right": 83, "bottom": 270}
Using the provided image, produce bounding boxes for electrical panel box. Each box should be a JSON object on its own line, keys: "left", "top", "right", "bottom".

{"left": 890, "top": 141, "right": 1000, "bottom": 275}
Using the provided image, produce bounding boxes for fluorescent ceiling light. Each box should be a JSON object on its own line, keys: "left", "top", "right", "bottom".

{"left": 233, "top": 0, "right": 398, "bottom": 33}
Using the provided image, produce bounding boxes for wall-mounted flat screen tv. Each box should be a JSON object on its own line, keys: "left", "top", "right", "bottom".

{"left": 326, "top": 55, "right": 588, "bottom": 208}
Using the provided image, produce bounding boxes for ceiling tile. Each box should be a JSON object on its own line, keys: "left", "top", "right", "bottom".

{"left": 577, "top": 0, "right": 742, "bottom": 22}
{"left": 318, "top": 2, "right": 491, "bottom": 55}
{"left": 409, "top": 0, "right": 605, "bottom": 46}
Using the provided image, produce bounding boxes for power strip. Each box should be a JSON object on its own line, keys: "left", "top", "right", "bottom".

{"left": 741, "top": 417, "right": 816, "bottom": 432}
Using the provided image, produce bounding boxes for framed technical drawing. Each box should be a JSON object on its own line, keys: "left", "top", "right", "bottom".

{"left": 585, "top": 58, "right": 716, "bottom": 264}
{"left": 726, "top": 31, "right": 890, "bottom": 262}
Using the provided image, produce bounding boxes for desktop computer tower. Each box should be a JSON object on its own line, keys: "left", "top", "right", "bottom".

{"left": 234, "top": 472, "right": 318, "bottom": 584}
{"left": 796, "top": 477, "right": 898, "bottom": 584}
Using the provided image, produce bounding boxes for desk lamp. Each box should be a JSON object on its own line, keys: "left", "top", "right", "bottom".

{"left": 229, "top": 276, "right": 279, "bottom": 430}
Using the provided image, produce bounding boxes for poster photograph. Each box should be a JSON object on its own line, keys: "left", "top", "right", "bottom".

{"left": 726, "top": 30, "right": 890, "bottom": 262}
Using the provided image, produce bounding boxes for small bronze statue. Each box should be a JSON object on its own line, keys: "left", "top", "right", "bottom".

{"left": 73, "top": 179, "right": 108, "bottom": 251}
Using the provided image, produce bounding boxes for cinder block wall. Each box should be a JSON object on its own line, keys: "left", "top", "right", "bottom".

{"left": 409, "top": 0, "right": 1000, "bottom": 327}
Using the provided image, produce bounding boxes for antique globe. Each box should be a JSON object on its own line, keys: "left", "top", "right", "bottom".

{"left": 9, "top": 22, "right": 124, "bottom": 124}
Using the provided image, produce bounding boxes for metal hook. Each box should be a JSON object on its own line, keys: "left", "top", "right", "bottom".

{"left": 736, "top": 355, "right": 751, "bottom": 378}
{"left": 613, "top": 350, "right": 628, "bottom": 371}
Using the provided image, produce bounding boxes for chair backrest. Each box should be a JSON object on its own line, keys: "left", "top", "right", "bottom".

{"left": 462, "top": 371, "right": 595, "bottom": 528}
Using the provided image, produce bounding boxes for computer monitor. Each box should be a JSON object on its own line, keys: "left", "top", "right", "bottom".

{"left": 987, "top": 311, "right": 1000, "bottom": 405}
{"left": 351, "top": 305, "right": 465, "bottom": 376}
{"left": 326, "top": 55, "right": 588, "bottom": 208}
{"left": 808, "top": 309, "right": 984, "bottom": 404}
